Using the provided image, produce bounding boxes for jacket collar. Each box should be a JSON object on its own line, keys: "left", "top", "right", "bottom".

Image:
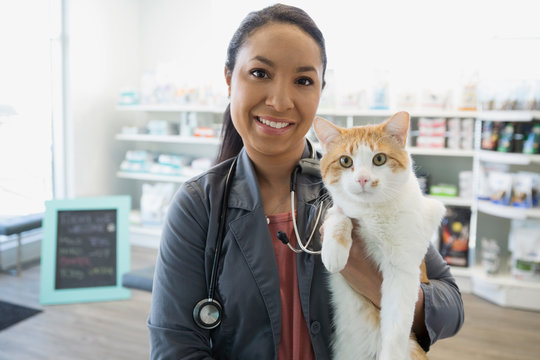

{"left": 227, "top": 140, "right": 323, "bottom": 212}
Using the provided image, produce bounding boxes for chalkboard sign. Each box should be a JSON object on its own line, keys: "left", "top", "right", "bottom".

{"left": 55, "top": 209, "right": 118, "bottom": 290}
{"left": 40, "top": 196, "right": 131, "bottom": 305}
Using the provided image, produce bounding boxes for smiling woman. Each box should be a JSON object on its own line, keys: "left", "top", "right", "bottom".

{"left": 225, "top": 22, "right": 323, "bottom": 164}
{"left": 148, "top": 4, "right": 335, "bottom": 359}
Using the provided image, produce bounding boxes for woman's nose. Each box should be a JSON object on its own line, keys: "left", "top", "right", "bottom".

{"left": 265, "top": 81, "right": 294, "bottom": 112}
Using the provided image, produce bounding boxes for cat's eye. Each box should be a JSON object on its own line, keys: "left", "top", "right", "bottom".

{"left": 339, "top": 155, "right": 353, "bottom": 168}
{"left": 372, "top": 153, "right": 387, "bottom": 166}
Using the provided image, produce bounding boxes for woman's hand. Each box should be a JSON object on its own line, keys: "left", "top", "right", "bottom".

{"left": 339, "top": 219, "right": 383, "bottom": 308}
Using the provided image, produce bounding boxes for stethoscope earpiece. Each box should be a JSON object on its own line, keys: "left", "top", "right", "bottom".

{"left": 193, "top": 298, "right": 223, "bottom": 330}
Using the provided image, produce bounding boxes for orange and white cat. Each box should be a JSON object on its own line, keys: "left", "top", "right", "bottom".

{"left": 313, "top": 112, "right": 446, "bottom": 360}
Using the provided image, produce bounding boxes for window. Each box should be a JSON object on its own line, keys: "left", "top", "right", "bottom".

{"left": 0, "top": 1, "right": 56, "bottom": 216}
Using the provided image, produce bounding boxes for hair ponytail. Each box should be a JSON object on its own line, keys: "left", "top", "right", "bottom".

{"left": 215, "top": 104, "right": 243, "bottom": 164}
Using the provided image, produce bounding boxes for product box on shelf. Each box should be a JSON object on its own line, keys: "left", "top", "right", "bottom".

{"left": 439, "top": 206, "right": 471, "bottom": 267}
{"left": 140, "top": 182, "right": 175, "bottom": 226}
{"left": 484, "top": 170, "right": 539, "bottom": 208}
{"left": 481, "top": 120, "right": 540, "bottom": 154}
{"left": 509, "top": 219, "right": 540, "bottom": 281}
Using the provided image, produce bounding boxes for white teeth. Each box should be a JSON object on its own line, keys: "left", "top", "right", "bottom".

{"left": 258, "top": 117, "right": 289, "bottom": 129}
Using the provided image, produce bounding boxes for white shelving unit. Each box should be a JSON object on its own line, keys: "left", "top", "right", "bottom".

{"left": 113, "top": 100, "right": 540, "bottom": 311}
{"left": 469, "top": 110, "right": 540, "bottom": 311}
{"left": 115, "top": 105, "right": 476, "bottom": 241}
{"left": 116, "top": 105, "right": 223, "bottom": 245}
{"left": 112, "top": 105, "right": 540, "bottom": 311}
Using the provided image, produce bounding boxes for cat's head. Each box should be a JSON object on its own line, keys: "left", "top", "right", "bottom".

{"left": 313, "top": 112, "right": 411, "bottom": 205}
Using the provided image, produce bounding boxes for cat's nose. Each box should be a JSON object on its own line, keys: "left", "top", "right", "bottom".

{"left": 357, "top": 176, "right": 370, "bottom": 187}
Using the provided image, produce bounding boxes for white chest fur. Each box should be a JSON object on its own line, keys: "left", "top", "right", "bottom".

{"left": 322, "top": 177, "right": 445, "bottom": 360}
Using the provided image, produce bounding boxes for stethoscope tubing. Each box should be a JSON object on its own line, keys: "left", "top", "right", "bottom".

{"left": 195, "top": 141, "right": 323, "bottom": 329}
{"left": 290, "top": 190, "right": 322, "bottom": 255}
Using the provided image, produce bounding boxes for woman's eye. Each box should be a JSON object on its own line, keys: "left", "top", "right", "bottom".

{"left": 339, "top": 155, "right": 353, "bottom": 168}
{"left": 372, "top": 153, "right": 387, "bottom": 166}
{"left": 296, "top": 77, "right": 313, "bottom": 86}
{"left": 251, "top": 69, "right": 269, "bottom": 79}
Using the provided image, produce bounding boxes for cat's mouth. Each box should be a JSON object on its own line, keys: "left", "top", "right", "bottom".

{"left": 255, "top": 116, "right": 292, "bottom": 129}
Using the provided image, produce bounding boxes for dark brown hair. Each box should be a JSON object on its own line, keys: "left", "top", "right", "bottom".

{"left": 215, "top": 3, "right": 327, "bottom": 163}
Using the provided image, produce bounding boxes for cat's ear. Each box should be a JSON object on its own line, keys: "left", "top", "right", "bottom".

{"left": 384, "top": 111, "right": 410, "bottom": 147}
{"left": 313, "top": 116, "right": 342, "bottom": 152}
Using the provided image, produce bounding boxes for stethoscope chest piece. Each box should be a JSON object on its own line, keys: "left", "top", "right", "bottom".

{"left": 193, "top": 298, "right": 223, "bottom": 330}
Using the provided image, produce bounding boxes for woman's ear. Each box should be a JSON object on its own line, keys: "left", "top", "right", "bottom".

{"left": 224, "top": 66, "right": 232, "bottom": 96}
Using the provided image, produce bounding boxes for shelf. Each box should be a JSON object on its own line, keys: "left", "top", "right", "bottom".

{"left": 409, "top": 147, "right": 475, "bottom": 157}
{"left": 127, "top": 210, "right": 163, "bottom": 248}
{"left": 116, "top": 104, "right": 224, "bottom": 113}
{"left": 477, "top": 200, "right": 540, "bottom": 220}
{"left": 449, "top": 266, "right": 473, "bottom": 293}
{"left": 117, "top": 171, "right": 191, "bottom": 183}
{"left": 477, "top": 110, "right": 538, "bottom": 122}
{"left": 478, "top": 150, "right": 540, "bottom": 165}
{"left": 116, "top": 133, "right": 220, "bottom": 145}
{"left": 129, "top": 225, "right": 161, "bottom": 249}
{"left": 116, "top": 104, "right": 478, "bottom": 118}
{"left": 427, "top": 195, "right": 472, "bottom": 207}
{"left": 447, "top": 266, "right": 540, "bottom": 311}
{"left": 130, "top": 224, "right": 162, "bottom": 237}
{"left": 317, "top": 108, "right": 478, "bottom": 118}
{"left": 470, "top": 267, "right": 540, "bottom": 311}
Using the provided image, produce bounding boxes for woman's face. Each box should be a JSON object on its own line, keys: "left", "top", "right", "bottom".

{"left": 225, "top": 22, "right": 323, "bottom": 161}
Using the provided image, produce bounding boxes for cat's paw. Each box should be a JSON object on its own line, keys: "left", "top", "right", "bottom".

{"left": 321, "top": 213, "right": 353, "bottom": 273}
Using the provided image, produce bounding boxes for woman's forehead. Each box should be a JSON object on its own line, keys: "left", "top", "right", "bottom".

{"left": 238, "top": 22, "right": 323, "bottom": 69}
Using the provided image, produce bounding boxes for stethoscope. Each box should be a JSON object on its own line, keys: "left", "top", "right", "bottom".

{"left": 193, "top": 139, "right": 325, "bottom": 330}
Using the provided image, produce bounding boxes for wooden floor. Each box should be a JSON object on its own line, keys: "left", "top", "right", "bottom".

{"left": 1, "top": 246, "right": 539, "bottom": 359}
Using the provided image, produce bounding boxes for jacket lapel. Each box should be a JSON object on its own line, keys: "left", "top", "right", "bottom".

{"left": 296, "top": 146, "right": 326, "bottom": 323}
{"left": 228, "top": 211, "right": 281, "bottom": 354}
{"left": 227, "top": 149, "right": 281, "bottom": 354}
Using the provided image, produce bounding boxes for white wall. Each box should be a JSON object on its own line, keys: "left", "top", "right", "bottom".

{"left": 69, "top": 0, "right": 141, "bottom": 198}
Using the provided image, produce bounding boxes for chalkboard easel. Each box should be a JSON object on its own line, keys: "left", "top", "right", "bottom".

{"left": 40, "top": 196, "right": 131, "bottom": 305}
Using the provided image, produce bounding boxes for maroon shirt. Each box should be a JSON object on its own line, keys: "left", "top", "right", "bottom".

{"left": 267, "top": 213, "right": 315, "bottom": 360}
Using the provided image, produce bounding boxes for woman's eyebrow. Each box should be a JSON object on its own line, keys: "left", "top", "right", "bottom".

{"left": 296, "top": 65, "right": 317, "bottom": 73}
{"left": 251, "top": 56, "right": 318, "bottom": 74}
{"left": 251, "top": 55, "right": 274, "bottom": 67}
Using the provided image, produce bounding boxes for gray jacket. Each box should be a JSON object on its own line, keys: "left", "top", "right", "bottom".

{"left": 148, "top": 145, "right": 464, "bottom": 359}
